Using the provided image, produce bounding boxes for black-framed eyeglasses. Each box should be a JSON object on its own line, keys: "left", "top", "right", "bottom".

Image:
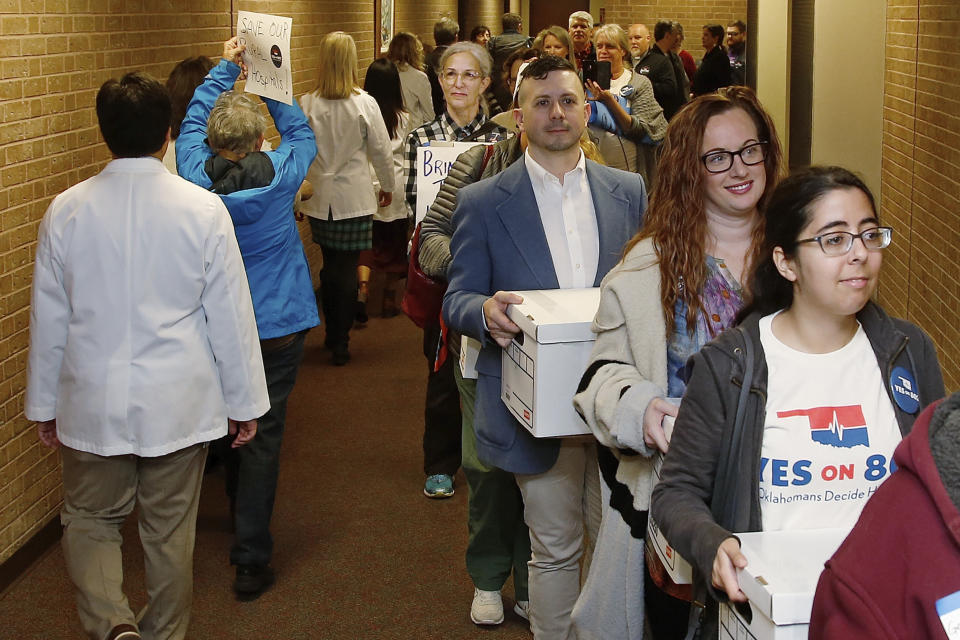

{"left": 701, "top": 141, "right": 768, "bottom": 173}
{"left": 796, "top": 227, "right": 893, "bottom": 256}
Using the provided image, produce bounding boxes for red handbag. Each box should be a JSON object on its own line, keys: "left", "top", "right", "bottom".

{"left": 401, "top": 223, "right": 447, "bottom": 328}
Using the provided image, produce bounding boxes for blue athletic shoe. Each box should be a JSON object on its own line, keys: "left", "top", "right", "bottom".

{"left": 423, "top": 474, "right": 455, "bottom": 498}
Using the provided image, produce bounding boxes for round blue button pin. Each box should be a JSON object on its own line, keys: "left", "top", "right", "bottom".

{"left": 890, "top": 366, "right": 920, "bottom": 414}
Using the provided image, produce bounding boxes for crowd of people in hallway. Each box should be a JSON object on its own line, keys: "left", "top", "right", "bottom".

{"left": 21, "top": 7, "right": 958, "bottom": 640}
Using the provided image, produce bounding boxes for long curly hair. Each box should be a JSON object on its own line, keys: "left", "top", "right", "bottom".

{"left": 620, "top": 86, "right": 784, "bottom": 336}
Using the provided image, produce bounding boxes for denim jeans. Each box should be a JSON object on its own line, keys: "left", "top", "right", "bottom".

{"left": 217, "top": 330, "right": 307, "bottom": 567}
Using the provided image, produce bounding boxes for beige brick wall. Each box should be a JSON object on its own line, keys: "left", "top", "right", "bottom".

{"left": 877, "top": 0, "right": 960, "bottom": 392}
{"left": 460, "top": 1, "right": 503, "bottom": 39}
{"left": 602, "top": 0, "right": 747, "bottom": 60}
{"left": 396, "top": 0, "right": 458, "bottom": 48}
{"left": 0, "top": 0, "right": 455, "bottom": 564}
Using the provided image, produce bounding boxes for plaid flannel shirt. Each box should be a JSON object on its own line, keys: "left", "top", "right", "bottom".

{"left": 404, "top": 110, "right": 505, "bottom": 212}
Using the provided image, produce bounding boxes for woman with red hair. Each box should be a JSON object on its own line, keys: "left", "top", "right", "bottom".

{"left": 573, "top": 86, "right": 784, "bottom": 639}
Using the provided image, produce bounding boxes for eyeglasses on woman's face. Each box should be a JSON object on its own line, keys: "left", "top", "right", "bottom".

{"left": 701, "top": 141, "right": 768, "bottom": 173}
{"left": 442, "top": 68, "right": 482, "bottom": 84}
{"left": 796, "top": 227, "right": 893, "bottom": 256}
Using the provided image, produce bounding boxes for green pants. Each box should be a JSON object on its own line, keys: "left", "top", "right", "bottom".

{"left": 455, "top": 366, "right": 530, "bottom": 599}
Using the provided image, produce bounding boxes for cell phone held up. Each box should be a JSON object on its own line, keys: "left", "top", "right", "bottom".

{"left": 582, "top": 60, "right": 611, "bottom": 92}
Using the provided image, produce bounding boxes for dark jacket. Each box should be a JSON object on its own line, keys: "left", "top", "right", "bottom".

{"left": 488, "top": 31, "right": 531, "bottom": 109}
{"left": 651, "top": 302, "right": 944, "bottom": 637}
{"left": 419, "top": 136, "right": 523, "bottom": 279}
{"left": 810, "top": 392, "right": 960, "bottom": 640}
{"left": 635, "top": 45, "right": 685, "bottom": 120}
{"left": 692, "top": 46, "right": 733, "bottom": 96}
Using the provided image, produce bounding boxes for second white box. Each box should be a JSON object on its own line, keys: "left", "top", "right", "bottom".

{"left": 718, "top": 528, "right": 849, "bottom": 640}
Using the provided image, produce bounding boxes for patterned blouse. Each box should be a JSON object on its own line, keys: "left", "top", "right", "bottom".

{"left": 667, "top": 256, "right": 744, "bottom": 397}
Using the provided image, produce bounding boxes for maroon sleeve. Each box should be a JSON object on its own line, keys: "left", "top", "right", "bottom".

{"left": 809, "top": 564, "right": 897, "bottom": 640}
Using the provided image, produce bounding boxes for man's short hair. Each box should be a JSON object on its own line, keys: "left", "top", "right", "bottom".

{"left": 206, "top": 91, "right": 267, "bottom": 155}
{"left": 502, "top": 13, "right": 522, "bottom": 32}
{"left": 654, "top": 20, "right": 674, "bottom": 42}
{"left": 434, "top": 17, "right": 460, "bottom": 46}
{"left": 728, "top": 20, "right": 746, "bottom": 34}
{"left": 517, "top": 55, "right": 581, "bottom": 103}
{"left": 96, "top": 72, "right": 171, "bottom": 158}
{"left": 568, "top": 11, "right": 593, "bottom": 27}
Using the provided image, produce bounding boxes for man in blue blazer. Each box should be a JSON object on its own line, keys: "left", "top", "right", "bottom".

{"left": 443, "top": 56, "right": 646, "bottom": 639}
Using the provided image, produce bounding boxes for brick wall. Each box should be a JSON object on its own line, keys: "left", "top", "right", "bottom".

{"left": 460, "top": 1, "right": 503, "bottom": 39}
{"left": 877, "top": 0, "right": 960, "bottom": 391}
{"left": 602, "top": 0, "right": 747, "bottom": 60}
{"left": 0, "top": 0, "right": 454, "bottom": 564}
{"left": 396, "top": 0, "right": 457, "bottom": 48}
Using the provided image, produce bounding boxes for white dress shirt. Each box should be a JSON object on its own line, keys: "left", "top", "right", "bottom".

{"left": 299, "top": 89, "right": 396, "bottom": 221}
{"left": 524, "top": 150, "right": 600, "bottom": 288}
{"left": 26, "top": 157, "right": 269, "bottom": 457}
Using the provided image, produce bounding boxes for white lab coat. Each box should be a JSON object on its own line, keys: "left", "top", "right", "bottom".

{"left": 371, "top": 111, "right": 414, "bottom": 223}
{"left": 299, "top": 89, "right": 396, "bottom": 221}
{"left": 25, "top": 157, "right": 269, "bottom": 457}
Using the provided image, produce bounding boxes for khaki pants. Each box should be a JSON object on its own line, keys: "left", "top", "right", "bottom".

{"left": 515, "top": 440, "right": 602, "bottom": 640}
{"left": 60, "top": 443, "right": 207, "bottom": 640}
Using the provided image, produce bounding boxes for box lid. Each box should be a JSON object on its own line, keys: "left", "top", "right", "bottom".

{"left": 736, "top": 528, "right": 849, "bottom": 625}
{"left": 505, "top": 288, "right": 601, "bottom": 344}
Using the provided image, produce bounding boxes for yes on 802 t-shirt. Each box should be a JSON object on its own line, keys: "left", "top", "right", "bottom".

{"left": 758, "top": 312, "right": 901, "bottom": 531}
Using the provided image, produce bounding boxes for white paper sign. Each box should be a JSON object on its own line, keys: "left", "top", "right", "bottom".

{"left": 414, "top": 141, "right": 488, "bottom": 224}
{"left": 238, "top": 11, "right": 293, "bottom": 105}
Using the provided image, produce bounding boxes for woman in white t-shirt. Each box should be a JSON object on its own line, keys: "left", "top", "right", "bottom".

{"left": 651, "top": 165, "right": 945, "bottom": 638}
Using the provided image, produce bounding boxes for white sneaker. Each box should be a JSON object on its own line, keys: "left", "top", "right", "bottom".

{"left": 513, "top": 599, "right": 530, "bottom": 621}
{"left": 471, "top": 588, "right": 504, "bottom": 625}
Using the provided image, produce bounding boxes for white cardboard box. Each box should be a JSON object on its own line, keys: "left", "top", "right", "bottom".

{"left": 500, "top": 288, "right": 600, "bottom": 438}
{"left": 646, "top": 443, "right": 694, "bottom": 586}
{"left": 719, "top": 528, "right": 850, "bottom": 640}
{"left": 459, "top": 335, "right": 481, "bottom": 380}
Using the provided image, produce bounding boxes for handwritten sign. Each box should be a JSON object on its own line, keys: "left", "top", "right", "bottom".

{"left": 238, "top": 11, "right": 293, "bottom": 105}
{"left": 414, "top": 141, "right": 488, "bottom": 224}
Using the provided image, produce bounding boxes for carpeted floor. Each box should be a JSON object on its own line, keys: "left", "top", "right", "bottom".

{"left": 0, "top": 315, "right": 532, "bottom": 639}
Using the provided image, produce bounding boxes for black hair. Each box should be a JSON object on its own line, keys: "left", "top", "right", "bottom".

{"left": 519, "top": 54, "right": 577, "bottom": 82}
{"left": 704, "top": 24, "right": 725, "bottom": 42}
{"left": 363, "top": 58, "right": 406, "bottom": 139}
{"left": 727, "top": 20, "right": 747, "bottom": 34}
{"left": 654, "top": 20, "right": 673, "bottom": 42}
{"left": 470, "top": 25, "right": 490, "bottom": 42}
{"left": 738, "top": 166, "right": 878, "bottom": 321}
{"left": 96, "top": 71, "right": 171, "bottom": 157}
{"left": 166, "top": 56, "right": 214, "bottom": 139}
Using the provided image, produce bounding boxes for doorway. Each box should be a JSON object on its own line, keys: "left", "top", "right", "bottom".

{"left": 528, "top": 0, "right": 588, "bottom": 36}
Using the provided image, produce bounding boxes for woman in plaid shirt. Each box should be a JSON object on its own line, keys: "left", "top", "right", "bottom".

{"left": 403, "top": 41, "right": 507, "bottom": 505}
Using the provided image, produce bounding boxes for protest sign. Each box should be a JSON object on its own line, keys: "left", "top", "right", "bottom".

{"left": 238, "top": 11, "right": 293, "bottom": 105}
{"left": 414, "top": 141, "right": 488, "bottom": 224}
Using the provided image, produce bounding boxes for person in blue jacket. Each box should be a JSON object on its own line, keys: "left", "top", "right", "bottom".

{"left": 177, "top": 36, "right": 319, "bottom": 601}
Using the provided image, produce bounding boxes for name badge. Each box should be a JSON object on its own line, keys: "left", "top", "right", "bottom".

{"left": 890, "top": 366, "right": 920, "bottom": 414}
{"left": 936, "top": 590, "right": 960, "bottom": 640}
